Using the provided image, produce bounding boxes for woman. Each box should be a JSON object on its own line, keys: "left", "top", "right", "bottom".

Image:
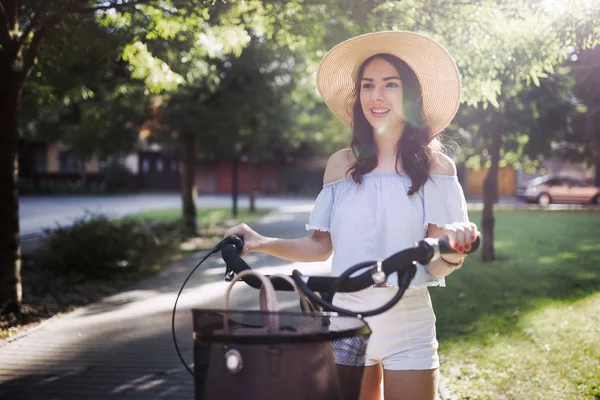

{"left": 225, "top": 31, "right": 479, "bottom": 400}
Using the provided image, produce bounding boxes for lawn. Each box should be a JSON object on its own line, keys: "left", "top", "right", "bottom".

{"left": 129, "top": 206, "right": 273, "bottom": 253}
{"left": 433, "top": 210, "right": 600, "bottom": 400}
{"left": 129, "top": 206, "right": 271, "bottom": 227}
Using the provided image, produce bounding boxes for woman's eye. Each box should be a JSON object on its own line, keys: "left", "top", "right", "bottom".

{"left": 362, "top": 83, "right": 373, "bottom": 89}
{"left": 386, "top": 82, "right": 399, "bottom": 88}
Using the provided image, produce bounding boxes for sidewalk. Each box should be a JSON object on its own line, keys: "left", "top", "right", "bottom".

{"left": 0, "top": 207, "right": 330, "bottom": 400}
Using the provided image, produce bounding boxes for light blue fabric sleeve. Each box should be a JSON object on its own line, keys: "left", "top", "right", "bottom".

{"left": 305, "top": 184, "right": 334, "bottom": 232}
{"left": 423, "top": 175, "right": 470, "bottom": 228}
{"left": 418, "top": 175, "right": 469, "bottom": 288}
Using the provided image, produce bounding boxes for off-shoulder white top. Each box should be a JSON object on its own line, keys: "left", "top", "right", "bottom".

{"left": 306, "top": 173, "right": 469, "bottom": 288}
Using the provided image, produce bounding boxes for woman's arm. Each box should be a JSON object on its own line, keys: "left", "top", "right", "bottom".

{"left": 255, "top": 230, "right": 333, "bottom": 262}
{"left": 222, "top": 149, "right": 351, "bottom": 263}
{"left": 223, "top": 220, "right": 333, "bottom": 263}
{"left": 425, "top": 152, "right": 479, "bottom": 278}
{"left": 425, "top": 223, "right": 475, "bottom": 278}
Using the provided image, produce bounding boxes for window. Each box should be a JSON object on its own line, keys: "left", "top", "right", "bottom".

{"left": 156, "top": 159, "right": 164, "bottom": 172}
{"left": 58, "top": 150, "right": 81, "bottom": 172}
{"left": 142, "top": 159, "right": 150, "bottom": 173}
{"left": 33, "top": 148, "right": 47, "bottom": 172}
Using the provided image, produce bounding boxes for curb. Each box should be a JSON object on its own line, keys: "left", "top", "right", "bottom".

{"left": 0, "top": 315, "right": 59, "bottom": 348}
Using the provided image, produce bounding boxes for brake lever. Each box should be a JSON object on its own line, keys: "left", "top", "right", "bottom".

{"left": 224, "top": 268, "right": 235, "bottom": 282}
{"left": 219, "top": 235, "right": 245, "bottom": 282}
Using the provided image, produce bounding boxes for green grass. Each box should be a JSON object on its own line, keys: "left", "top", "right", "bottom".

{"left": 434, "top": 210, "right": 600, "bottom": 400}
{"left": 129, "top": 207, "right": 272, "bottom": 227}
{"left": 128, "top": 206, "right": 273, "bottom": 254}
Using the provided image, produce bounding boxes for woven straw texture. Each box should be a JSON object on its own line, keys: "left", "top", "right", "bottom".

{"left": 316, "top": 31, "right": 461, "bottom": 135}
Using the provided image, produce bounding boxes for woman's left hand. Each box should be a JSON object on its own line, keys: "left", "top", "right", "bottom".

{"left": 443, "top": 222, "right": 479, "bottom": 254}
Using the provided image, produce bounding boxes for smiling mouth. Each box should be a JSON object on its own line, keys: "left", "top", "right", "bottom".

{"left": 370, "top": 108, "right": 390, "bottom": 117}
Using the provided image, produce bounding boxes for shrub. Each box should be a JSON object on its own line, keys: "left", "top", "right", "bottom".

{"left": 100, "top": 160, "right": 133, "bottom": 192}
{"left": 31, "top": 213, "right": 180, "bottom": 280}
{"left": 18, "top": 178, "right": 107, "bottom": 195}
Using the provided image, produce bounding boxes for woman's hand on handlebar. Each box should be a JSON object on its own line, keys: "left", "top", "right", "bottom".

{"left": 442, "top": 222, "right": 480, "bottom": 254}
{"left": 224, "top": 223, "right": 268, "bottom": 255}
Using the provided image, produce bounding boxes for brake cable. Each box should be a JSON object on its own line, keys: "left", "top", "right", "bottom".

{"left": 171, "top": 237, "right": 243, "bottom": 377}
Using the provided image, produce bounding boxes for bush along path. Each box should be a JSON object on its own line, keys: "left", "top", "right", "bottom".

{"left": 1, "top": 208, "right": 271, "bottom": 343}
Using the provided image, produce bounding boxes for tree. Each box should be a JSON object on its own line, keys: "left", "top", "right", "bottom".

{"left": 451, "top": 73, "right": 581, "bottom": 260}
{"left": 569, "top": 46, "right": 600, "bottom": 186}
{"left": 21, "top": 55, "right": 151, "bottom": 177}
{"left": 454, "top": 4, "right": 599, "bottom": 261}
{"left": 0, "top": 0, "right": 267, "bottom": 312}
{"left": 154, "top": 0, "right": 363, "bottom": 227}
{"left": 149, "top": 4, "right": 289, "bottom": 234}
{"left": 205, "top": 36, "right": 308, "bottom": 216}
{"left": 158, "top": 33, "right": 309, "bottom": 224}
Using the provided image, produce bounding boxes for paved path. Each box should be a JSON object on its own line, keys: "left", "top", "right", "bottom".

{"left": 1, "top": 208, "right": 332, "bottom": 399}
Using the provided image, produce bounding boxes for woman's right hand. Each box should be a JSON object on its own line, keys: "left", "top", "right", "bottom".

{"left": 224, "top": 223, "right": 265, "bottom": 255}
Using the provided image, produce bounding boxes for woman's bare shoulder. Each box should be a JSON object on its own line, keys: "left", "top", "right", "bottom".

{"left": 430, "top": 151, "right": 457, "bottom": 176}
{"left": 323, "top": 148, "right": 355, "bottom": 184}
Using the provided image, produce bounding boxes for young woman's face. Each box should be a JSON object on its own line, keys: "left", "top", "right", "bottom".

{"left": 359, "top": 58, "right": 404, "bottom": 134}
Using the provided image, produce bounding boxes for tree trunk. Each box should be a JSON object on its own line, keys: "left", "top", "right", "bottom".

{"left": 482, "top": 129, "right": 501, "bottom": 262}
{"left": 180, "top": 133, "right": 197, "bottom": 236}
{"left": 594, "top": 135, "right": 600, "bottom": 188}
{"left": 588, "top": 107, "right": 600, "bottom": 187}
{"left": 0, "top": 8, "right": 44, "bottom": 314}
{"left": 80, "top": 158, "right": 88, "bottom": 186}
{"left": 232, "top": 158, "right": 239, "bottom": 218}
{"left": 0, "top": 66, "right": 24, "bottom": 314}
{"left": 248, "top": 157, "right": 256, "bottom": 213}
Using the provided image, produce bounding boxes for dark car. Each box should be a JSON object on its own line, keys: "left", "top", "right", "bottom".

{"left": 516, "top": 175, "right": 600, "bottom": 205}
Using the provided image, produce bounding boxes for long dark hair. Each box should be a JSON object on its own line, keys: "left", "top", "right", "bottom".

{"left": 347, "top": 53, "right": 439, "bottom": 195}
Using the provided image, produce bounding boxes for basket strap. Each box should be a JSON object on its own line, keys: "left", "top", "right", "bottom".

{"left": 223, "top": 270, "right": 279, "bottom": 333}
{"left": 260, "top": 274, "right": 313, "bottom": 314}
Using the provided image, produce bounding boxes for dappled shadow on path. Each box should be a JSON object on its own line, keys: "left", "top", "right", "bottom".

{"left": 0, "top": 281, "right": 307, "bottom": 400}
{"left": 0, "top": 307, "right": 196, "bottom": 400}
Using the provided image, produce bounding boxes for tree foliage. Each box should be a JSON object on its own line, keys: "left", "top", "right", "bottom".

{"left": 3, "top": 0, "right": 600, "bottom": 312}
{"left": 565, "top": 46, "right": 600, "bottom": 184}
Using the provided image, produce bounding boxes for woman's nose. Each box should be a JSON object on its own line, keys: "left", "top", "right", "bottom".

{"left": 373, "top": 86, "right": 384, "bottom": 102}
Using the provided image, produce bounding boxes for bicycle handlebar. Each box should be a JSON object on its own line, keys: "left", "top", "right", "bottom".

{"left": 221, "top": 234, "right": 479, "bottom": 290}
{"left": 219, "top": 234, "right": 480, "bottom": 316}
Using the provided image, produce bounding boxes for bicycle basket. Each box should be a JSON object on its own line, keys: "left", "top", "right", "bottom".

{"left": 192, "top": 309, "right": 371, "bottom": 400}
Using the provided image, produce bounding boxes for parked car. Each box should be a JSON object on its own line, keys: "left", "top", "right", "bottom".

{"left": 516, "top": 175, "right": 600, "bottom": 205}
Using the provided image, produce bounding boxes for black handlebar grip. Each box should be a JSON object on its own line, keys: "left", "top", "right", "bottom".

{"left": 438, "top": 235, "right": 481, "bottom": 255}
{"left": 220, "top": 235, "right": 244, "bottom": 254}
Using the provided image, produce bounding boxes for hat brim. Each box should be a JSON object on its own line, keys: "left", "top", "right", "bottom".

{"left": 316, "top": 31, "right": 461, "bottom": 135}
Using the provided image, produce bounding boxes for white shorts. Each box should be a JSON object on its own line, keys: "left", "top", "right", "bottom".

{"left": 332, "top": 286, "right": 439, "bottom": 370}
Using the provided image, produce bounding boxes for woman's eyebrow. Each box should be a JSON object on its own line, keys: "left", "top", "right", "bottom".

{"left": 361, "top": 76, "right": 401, "bottom": 81}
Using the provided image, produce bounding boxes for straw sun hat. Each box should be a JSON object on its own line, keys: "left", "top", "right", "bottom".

{"left": 316, "top": 31, "right": 462, "bottom": 135}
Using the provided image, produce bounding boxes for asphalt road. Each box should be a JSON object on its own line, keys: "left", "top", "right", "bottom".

{"left": 18, "top": 193, "right": 316, "bottom": 235}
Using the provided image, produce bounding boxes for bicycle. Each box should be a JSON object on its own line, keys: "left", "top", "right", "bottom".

{"left": 173, "top": 234, "right": 479, "bottom": 400}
